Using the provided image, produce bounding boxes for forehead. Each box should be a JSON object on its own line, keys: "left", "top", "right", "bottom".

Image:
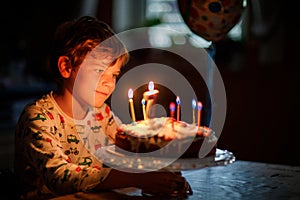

{"left": 81, "top": 53, "right": 112, "bottom": 71}
{"left": 80, "top": 42, "right": 128, "bottom": 71}
{"left": 82, "top": 52, "right": 122, "bottom": 71}
{"left": 85, "top": 49, "right": 115, "bottom": 64}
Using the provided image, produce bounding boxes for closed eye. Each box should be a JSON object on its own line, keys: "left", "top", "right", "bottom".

{"left": 113, "top": 73, "right": 120, "bottom": 79}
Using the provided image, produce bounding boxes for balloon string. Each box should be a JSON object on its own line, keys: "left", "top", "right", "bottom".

{"left": 207, "top": 42, "right": 216, "bottom": 60}
{"left": 205, "top": 42, "right": 216, "bottom": 127}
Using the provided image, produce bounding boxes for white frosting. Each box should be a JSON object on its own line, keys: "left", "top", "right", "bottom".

{"left": 120, "top": 117, "right": 211, "bottom": 139}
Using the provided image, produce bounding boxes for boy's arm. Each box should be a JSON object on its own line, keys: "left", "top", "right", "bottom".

{"left": 16, "top": 106, "right": 111, "bottom": 195}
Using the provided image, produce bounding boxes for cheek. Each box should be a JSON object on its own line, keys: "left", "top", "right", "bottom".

{"left": 111, "top": 82, "right": 116, "bottom": 90}
{"left": 89, "top": 75, "right": 101, "bottom": 89}
{"left": 74, "top": 72, "right": 98, "bottom": 92}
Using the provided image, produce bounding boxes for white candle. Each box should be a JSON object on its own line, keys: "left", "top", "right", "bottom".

{"left": 192, "top": 99, "right": 197, "bottom": 124}
{"left": 197, "top": 101, "right": 203, "bottom": 127}
{"left": 143, "top": 81, "right": 159, "bottom": 99}
{"left": 176, "top": 96, "right": 180, "bottom": 121}
{"left": 143, "top": 81, "right": 159, "bottom": 119}
{"left": 141, "top": 98, "right": 147, "bottom": 120}
{"left": 128, "top": 88, "right": 136, "bottom": 122}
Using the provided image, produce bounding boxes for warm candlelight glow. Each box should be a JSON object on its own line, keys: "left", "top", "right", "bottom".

{"left": 197, "top": 101, "right": 203, "bottom": 127}
{"left": 176, "top": 96, "right": 180, "bottom": 121}
{"left": 141, "top": 99, "right": 147, "bottom": 120}
{"left": 128, "top": 88, "right": 136, "bottom": 122}
{"left": 192, "top": 99, "right": 197, "bottom": 124}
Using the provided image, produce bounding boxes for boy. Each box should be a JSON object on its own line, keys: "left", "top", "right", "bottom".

{"left": 14, "top": 16, "right": 190, "bottom": 199}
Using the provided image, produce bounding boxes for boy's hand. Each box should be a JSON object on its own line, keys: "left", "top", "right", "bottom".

{"left": 141, "top": 171, "right": 193, "bottom": 197}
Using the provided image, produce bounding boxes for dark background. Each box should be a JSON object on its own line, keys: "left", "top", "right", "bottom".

{"left": 0, "top": 0, "right": 297, "bottom": 172}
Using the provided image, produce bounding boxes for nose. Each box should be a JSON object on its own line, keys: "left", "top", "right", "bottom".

{"left": 100, "top": 74, "right": 115, "bottom": 88}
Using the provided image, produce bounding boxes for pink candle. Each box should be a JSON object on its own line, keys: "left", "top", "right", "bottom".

{"left": 176, "top": 96, "right": 180, "bottom": 121}
{"left": 197, "top": 101, "right": 203, "bottom": 127}
{"left": 169, "top": 102, "right": 176, "bottom": 130}
{"left": 169, "top": 102, "right": 176, "bottom": 119}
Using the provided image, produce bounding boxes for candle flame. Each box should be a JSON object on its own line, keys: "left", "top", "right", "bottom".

{"left": 148, "top": 81, "right": 154, "bottom": 91}
{"left": 169, "top": 102, "right": 176, "bottom": 111}
{"left": 176, "top": 96, "right": 180, "bottom": 105}
{"left": 141, "top": 98, "right": 145, "bottom": 105}
{"left": 128, "top": 88, "right": 133, "bottom": 99}
{"left": 197, "top": 101, "right": 203, "bottom": 110}
{"left": 192, "top": 99, "right": 196, "bottom": 109}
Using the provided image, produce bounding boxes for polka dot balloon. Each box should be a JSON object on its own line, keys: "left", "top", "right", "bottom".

{"left": 178, "top": 0, "right": 245, "bottom": 42}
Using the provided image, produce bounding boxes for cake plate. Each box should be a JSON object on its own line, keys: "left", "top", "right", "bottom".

{"left": 94, "top": 145, "right": 235, "bottom": 172}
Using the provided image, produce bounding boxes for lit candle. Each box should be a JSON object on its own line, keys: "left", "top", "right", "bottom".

{"left": 169, "top": 102, "right": 176, "bottom": 119}
{"left": 141, "top": 98, "right": 147, "bottom": 120}
{"left": 143, "top": 81, "right": 159, "bottom": 99}
{"left": 192, "top": 99, "right": 197, "bottom": 124}
{"left": 143, "top": 81, "right": 159, "bottom": 119}
{"left": 128, "top": 88, "right": 136, "bottom": 122}
{"left": 169, "top": 102, "right": 176, "bottom": 130}
{"left": 197, "top": 101, "right": 203, "bottom": 127}
{"left": 176, "top": 96, "right": 180, "bottom": 121}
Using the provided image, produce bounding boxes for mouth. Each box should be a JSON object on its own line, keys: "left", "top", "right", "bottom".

{"left": 95, "top": 91, "right": 108, "bottom": 96}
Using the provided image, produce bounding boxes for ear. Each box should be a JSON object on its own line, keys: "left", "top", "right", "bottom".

{"left": 58, "top": 56, "right": 72, "bottom": 78}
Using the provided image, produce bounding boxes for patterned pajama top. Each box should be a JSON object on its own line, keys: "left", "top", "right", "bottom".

{"left": 14, "top": 91, "right": 122, "bottom": 198}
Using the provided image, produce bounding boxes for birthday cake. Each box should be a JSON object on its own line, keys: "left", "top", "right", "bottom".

{"left": 115, "top": 117, "right": 217, "bottom": 158}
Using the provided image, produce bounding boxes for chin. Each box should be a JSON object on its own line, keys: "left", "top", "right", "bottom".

{"left": 93, "top": 101, "right": 106, "bottom": 108}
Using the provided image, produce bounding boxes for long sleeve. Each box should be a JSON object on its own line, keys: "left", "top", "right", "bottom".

{"left": 15, "top": 93, "right": 113, "bottom": 197}
{"left": 93, "top": 104, "right": 122, "bottom": 144}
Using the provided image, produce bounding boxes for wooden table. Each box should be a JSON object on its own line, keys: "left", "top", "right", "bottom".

{"left": 50, "top": 160, "right": 300, "bottom": 199}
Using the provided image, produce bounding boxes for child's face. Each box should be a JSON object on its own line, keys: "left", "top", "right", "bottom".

{"left": 71, "top": 53, "right": 122, "bottom": 108}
